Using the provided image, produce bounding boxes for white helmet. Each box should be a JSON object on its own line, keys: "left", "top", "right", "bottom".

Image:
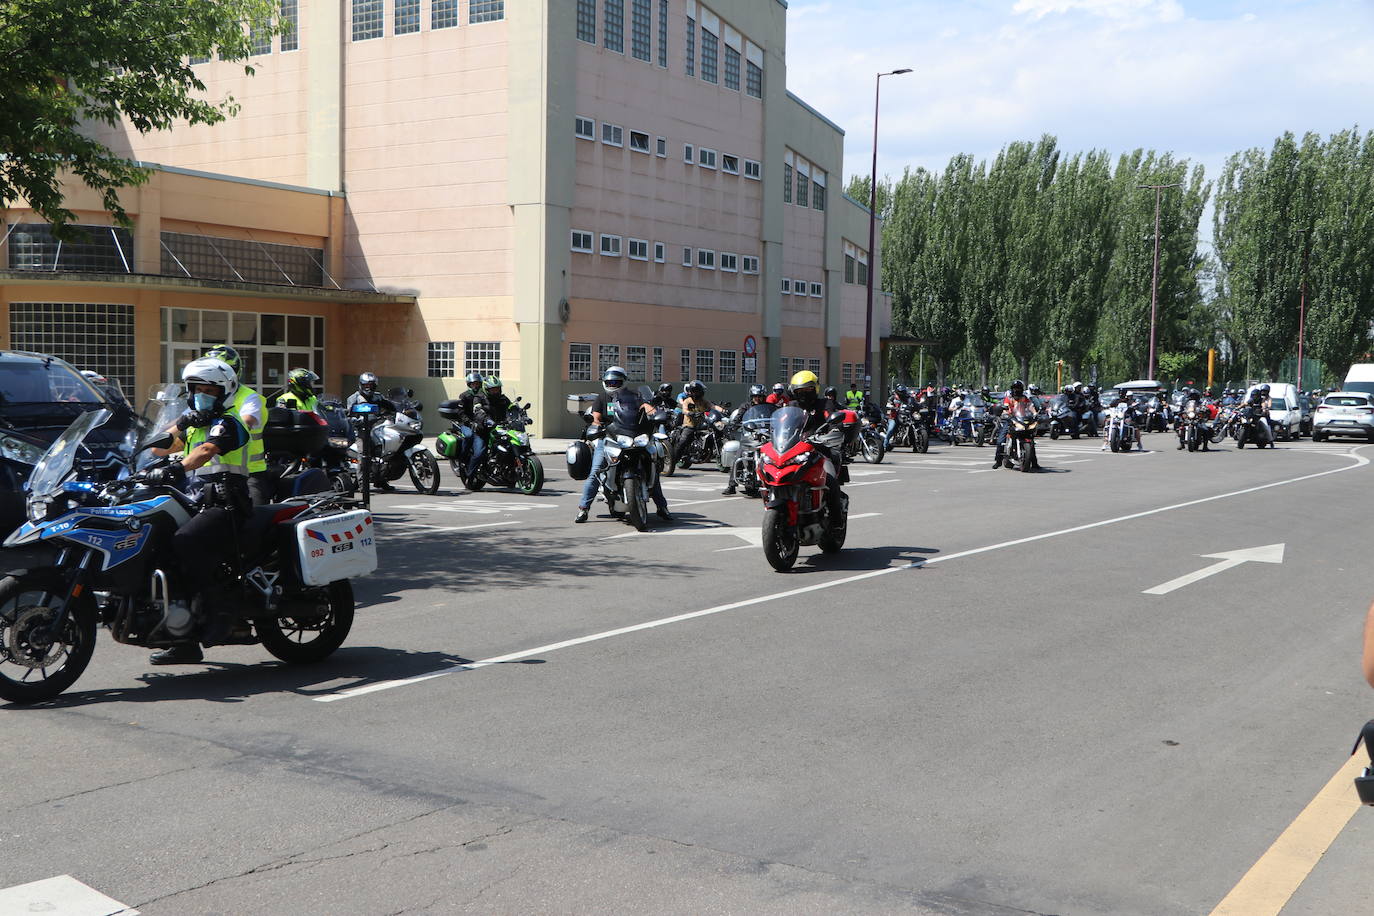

{"left": 602, "top": 365, "right": 628, "bottom": 393}
{"left": 182, "top": 357, "right": 239, "bottom": 413}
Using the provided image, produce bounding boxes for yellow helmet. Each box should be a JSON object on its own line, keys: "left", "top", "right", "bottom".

{"left": 789, "top": 370, "right": 819, "bottom": 394}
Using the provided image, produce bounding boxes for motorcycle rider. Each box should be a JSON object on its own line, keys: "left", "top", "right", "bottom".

{"left": 449, "top": 371, "right": 490, "bottom": 480}
{"left": 1175, "top": 388, "right": 1215, "bottom": 450}
{"left": 148, "top": 357, "right": 255, "bottom": 665}
{"left": 722, "top": 384, "right": 772, "bottom": 496}
{"left": 575, "top": 366, "right": 673, "bottom": 524}
{"left": 993, "top": 380, "right": 1038, "bottom": 469}
{"left": 844, "top": 381, "right": 865, "bottom": 411}
{"left": 346, "top": 371, "right": 398, "bottom": 490}
{"left": 673, "top": 380, "right": 714, "bottom": 466}
{"left": 273, "top": 367, "right": 320, "bottom": 413}
{"left": 786, "top": 371, "right": 846, "bottom": 515}
{"left": 766, "top": 382, "right": 791, "bottom": 407}
{"left": 884, "top": 384, "right": 910, "bottom": 448}
{"left": 1245, "top": 384, "right": 1275, "bottom": 446}
{"left": 650, "top": 382, "right": 677, "bottom": 412}
{"left": 204, "top": 344, "right": 271, "bottom": 506}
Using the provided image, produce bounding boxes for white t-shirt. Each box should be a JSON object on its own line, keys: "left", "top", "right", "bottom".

{"left": 237, "top": 386, "right": 263, "bottom": 429}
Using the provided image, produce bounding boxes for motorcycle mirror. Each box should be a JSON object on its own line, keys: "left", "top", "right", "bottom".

{"left": 137, "top": 431, "right": 175, "bottom": 455}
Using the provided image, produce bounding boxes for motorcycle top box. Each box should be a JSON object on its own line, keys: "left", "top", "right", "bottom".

{"left": 263, "top": 407, "right": 329, "bottom": 457}
{"left": 437, "top": 399, "right": 465, "bottom": 422}
{"left": 293, "top": 509, "right": 378, "bottom": 586}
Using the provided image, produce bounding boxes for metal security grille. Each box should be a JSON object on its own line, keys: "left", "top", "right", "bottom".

{"left": 352, "top": 0, "right": 382, "bottom": 40}
{"left": 631, "top": 0, "right": 651, "bottom": 60}
{"left": 10, "top": 302, "right": 135, "bottom": 388}
{"left": 428, "top": 342, "right": 456, "bottom": 378}
{"left": 657, "top": 0, "right": 667, "bottom": 66}
{"left": 464, "top": 341, "right": 501, "bottom": 376}
{"left": 603, "top": 0, "right": 623, "bottom": 52}
{"left": 724, "top": 45, "right": 740, "bottom": 90}
{"left": 7, "top": 224, "right": 132, "bottom": 273}
{"left": 395, "top": 0, "right": 420, "bottom": 35}
{"left": 576, "top": 0, "right": 596, "bottom": 42}
{"left": 432, "top": 0, "right": 458, "bottom": 29}
{"left": 700, "top": 27, "right": 717, "bottom": 83}
{"left": 569, "top": 343, "right": 592, "bottom": 381}
{"left": 281, "top": 0, "right": 299, "bottom": 50}
{"left": 626, "top": 345, "right": 647, "bottom": 380}
{"left": 469, "top": 0, "right": 503, "bottom": 23}
{"left": 747, "top": 60, "right": 762, "bottom": 98}
{"left": 160, "top": 232, "right": 324, "bottom": 286}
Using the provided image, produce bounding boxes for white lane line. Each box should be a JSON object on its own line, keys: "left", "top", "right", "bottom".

{"left": 315, "top": 449, "right": 1368, "bottom": 703}
{"left": 0, "top": 875, "right": 138, "bottom": 915}
{"left": 383, "top": 521, "right": 519, "bottom": 534}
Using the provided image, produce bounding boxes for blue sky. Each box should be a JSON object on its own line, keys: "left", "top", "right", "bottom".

{"left": 784, "top": 0, "right": 1374, "bottom": 211}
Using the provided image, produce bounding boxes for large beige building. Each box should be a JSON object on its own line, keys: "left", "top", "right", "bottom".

{"left": 2, "top": 0, "right": 888, "bottom": 436}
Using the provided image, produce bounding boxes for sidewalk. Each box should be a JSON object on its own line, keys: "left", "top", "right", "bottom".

{"left": 532, "top": 437, "right": 577, "bottom": 456}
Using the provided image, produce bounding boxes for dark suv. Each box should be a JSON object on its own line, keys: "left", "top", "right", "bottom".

{"left": 0, "top": 351, "right": 141, "bottom": 536}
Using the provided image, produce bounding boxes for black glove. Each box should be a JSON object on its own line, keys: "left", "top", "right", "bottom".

{"left": 146, "top": 463, "right": 186, "bottom": 488}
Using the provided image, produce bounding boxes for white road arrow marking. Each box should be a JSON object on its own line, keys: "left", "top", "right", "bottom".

{"left": 1143, "top": 543, "right": 1286, "bottom": 595}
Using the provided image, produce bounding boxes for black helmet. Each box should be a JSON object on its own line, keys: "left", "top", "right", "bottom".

{"left": 824, "top": 386, "right": 838, "bottom": 400}
{"left": 657, "top": 382, "right": 672, "bottom": 397}
{"left": 465, "top": 370, "right": 483, "bottom": 391}
{"left": 688, "top": 379, "right": 705, "bottom": 397}
{"left": 1010, "top": 379, "right": 1025, "bottom": 397}
{"left": 359, "top": 371, "right": 379, "bottom": 395}
{"left": 895, "top": 384, "right": 909, "bottom": 396}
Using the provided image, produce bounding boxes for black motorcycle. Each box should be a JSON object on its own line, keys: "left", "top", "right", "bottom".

{"left": 314, "top": 397, "right": 358, "bottom": 495}
{"left": 673, "top": 407, "right": 727, "bottom": 470}
{"left": 886, "top": 404, "right": 928, "bottom": 453}
{"left": 1235, "top": 405, "right": 1275, "bottom": 449}
{"left": 1049, "top": 396, "right": 1095, "bottom": 439}
{"left": 590, "top": 410, "right": 671, "bottom": 532}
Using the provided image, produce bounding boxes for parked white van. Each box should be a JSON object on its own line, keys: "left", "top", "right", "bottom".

{"left": 1247, "top": 383, "right": 1302, "bottom": 440}
{"left": 1342, "top": 364, "right": 1374, "bottom": 398}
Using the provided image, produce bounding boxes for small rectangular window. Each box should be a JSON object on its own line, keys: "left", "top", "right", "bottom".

{"left": 680, "top": 347, "right": 691, "bottom": 377}
{"left": 469, "top": 0, "right": 504, "bottom": 23}
{"left": 794, "top": 278, "right": 807, "bottom": 294}
{"left": 721, "top": 154, "right": 739, "bottom": 175}
{"left": 433, "top": 0, "right": 458, "bottom": 28}
{"left": 628, "top": 238, "right": 649, "bottom": 260}
{"left": 742, "top": 256, "right": 759, "bottom": 274}
{"left": 631, "top": 0, "right": 652, "bottom": 61}
{"left": 796, "top": 172, "right": 810, "bottom": 208}
{"left": 845, "top": 254, "right": 855, "bottom": 284}
{"left": 784, "top": 163, "right": 792, "bottom": 203}
{"left": 685, "top": 16, "right": 695, "bottom": 77}
{"left": 781, "top": 278, "right": 791, "bottom": 294}
{"left": 857, "top": 261, "right": 869, "bottom": 285}
{"left": 697, "top": 249, "right": 715, "bottom": 269}
{"left": 575, "top": 116, "right": 595, "bottom": 139}
{"left": 571, "top": 230, "right": 594, "bottom": 253}
{"left": 656, "top": 136, "right": 667, "bottom": 157}
{"left": 746, "top": 60, "right": 763, "bottom": 98}
{"left": 700, "top": 27, "right": 718, "bottom": 83}
{"left": 427, "top": 342, "right": 456, "bottom": 378}
{"left": 813, "top": 183, "right": 826, "bottom": 211}
{"left": 604, "top": 0, "right": 624, "bottom": 53}
{"left": 577, "top": 0, "right": 597, "bottom": 42}
{"left": 684, "top": 143, "right": 694, "bottom": 164}
{"left": 698, "top": 148, "right": 717, "bottom": 169}
{"left": 351, "top": 0, "right": 383, "bottom": 41}
{"left": 744, "top": 160, "right": 761, "bottom": 180}
{"left": 280, "top": 0, "right": 300, "bottom": 51}
{"left": 570, "top": 342, "right": 593, "bottom": 381}
{"left": 681, "top": 247, "right": 693, "bottom": 267}
{"left": 654, "top": 242, "right": 666, "bottom": 263}
{"left": 626, "top": 345, "right": 648, "bottom": 380}
{"left": 599, "top": 344, "right": 622, "bottom": 376}
{"left": 600, "top": 234, "right": 622, "bottom": 256}
{"left": 719, "top": 350, "right": 737, "bottom": 383}
{"left": 720, "top": 253, "right": 738, "bottom": 272}
{"left": 653, "top": 346, "right": 663, "bottom": 382}
{"left": 696, "top": 348, "right": 714, "bottom": 383}
{"left": 808, "top": 358, "right": 822, "bottom": 378}
{"left": 724, "top": 45, "right": 741, "bottom": 91}
{"left": 395, "top": 0, "right": 420, "bottom": 34}
{"left": 657, "top": 0, "right": 667, "bottom": 68}
{"left": 464, "top": 341, "right": 502, "bottom": 375}
{"left": 629, "top": 130, "right": 651, "bottom": 153}
{"left": 602, "top": 123, "right": 624, "bottom": 147}
{"left": 810, "top": 282, "right": 823, "bottom": 297}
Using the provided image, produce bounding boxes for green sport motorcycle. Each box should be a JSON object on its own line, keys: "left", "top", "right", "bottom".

{"left": 437, "top": 402, "right": 544, "bottom": 495}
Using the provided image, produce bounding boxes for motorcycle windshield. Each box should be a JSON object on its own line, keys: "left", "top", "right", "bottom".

{"left": 742, "top": 403, "right": 775, "bottom": 425}
{"left": 28, "top": 407, "right": 113, "bottom": 499}
{"left": 770, "top": 406, "right": 805, "bottom": 454}
{"left": 133, "top": 384, "right": 189, "bottom": 471}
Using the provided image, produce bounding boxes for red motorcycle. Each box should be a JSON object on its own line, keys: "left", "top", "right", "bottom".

{"left": 756, "top": 406, "right": 850, "bottom": 571}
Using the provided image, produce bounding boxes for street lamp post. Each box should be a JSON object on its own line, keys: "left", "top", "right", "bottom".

{"left": 1138, "top": 182, "right": 1180, "bottom": 380}
{"left": 1297, "top": 228, "right": 1311, "bottom": 391}
{"left": 864, "top": 67, "right": 911, "bottom": 393}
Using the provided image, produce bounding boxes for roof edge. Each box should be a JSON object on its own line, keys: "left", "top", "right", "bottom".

{"left": 785, "top": 91, "right": 845, "bottom": 136}
{"left": 0, "top": 270, "right": 413, "bottom": 304}
{"left": 133, "top": 161, "right": 341, "bottom": 198}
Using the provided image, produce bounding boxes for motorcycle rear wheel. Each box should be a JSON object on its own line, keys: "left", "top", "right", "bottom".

{"left": 762, "top": 507, "right": 799, "bottom": 572}
{"left": 258, "top": 580, "right": 354, "bottom": 664}
{"left": 515, "top": 455, "right": 544, "bottom": 495}
{"left": 0, "top": 574, "right": 97, "bottom": 704}
{"left": 408, "top": 452, "right": 441, "bottom": 494}
{"left": 819, "top": 500, "right": 848, "bottom": 554}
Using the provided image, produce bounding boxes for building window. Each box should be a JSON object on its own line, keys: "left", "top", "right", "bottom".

{"left": 8, "top": 223, "right": 133, "bottom": 273}
{"left": 783, "top": 163, "right": 792, "bottom": 203}
{"left": 684, "top": 143, "right": 694, "bottom": 163}
{"left": 351, "top": 0, "right": 382, "bottom": 40}
{"left": 796, "top": 171, "right": 810, "bottom": 208}
{"left": 465, "top": 341, "right": 501, "bottom": 375}
{"left": 719, "top": 252, "right": 738, "bottom": 272}
{"left": 746, "top": 60, "right": 763, "bottom": 98}
{"left": 695, "top": 348, "right": 714, "bottom": 383}
{"left": 681, "top": 247, "right": 693, "bottom": 267}
{"left": 810, "top": 282, "right": 823, "bottom": 298}
{"left": 575, "top": 116, "right": 595, "bottom": 139}
{"left": 628, "top": 238, "right": 649, "bottom": 260}
{"left": 599, "top": 234, "right": 622, "bottom": 256}
{"left": 280, "top": 0, "right": 300, "bottom": 51}
{"left": 427, "top": 341, "right": 456, "bottom": 377}
{"left": 721, "top": 154, "right": 739, "bottom": 175}
{"left": 680, "top": 348, "right": 691, "bottom": 379}
{"left": 653, "top": 242, "right": 666, "bottom": 262}
{"left": 700, "top": 26, "right": 718, "bottom": 83}
{"left": 626, "top": 345, "right": 647, "bottom": 380}
{"left": 719, "top": 350, "right": 737, "bottom": 383}
{"left": 697, "top": 249, "right": 715, "bottom": 269}
{"left": 685, "top": 16, "right": 695, "bottom": 77}
{"left": 250, "top": 20, "right": 273, "bottom": 54}
{"left": 159, "top": 232, "right": 323, "bottom": 286}
{"left": 601, "top": 123, "right": 623, "bottom": 147}
{"left": 571, "top": 230, "right": 594, "bottom": 253}
{"left": 631, "top": 0, "right": 651, "bottom": 61}
{"left": 742, "top": 255, "right": 759, "bottom": 274}
{"left": 845, "top": 254, "right": 855, "bottom": 284}
{"left": 160, "top": 307, "right": 326, "bottom": 388}
{"left": 781, "top": 278, "right": 791, "bottom": 294}
{"left": 629, "top": 130, "right": 651, "bottom": 153}
{"left": 570, "top": 343, "right": 592, "bottom": 381}
{"left": 794, "top": 277, "right": 807, "bottom": 294}
{"left": 577, "top": 0, "right": 596, "bottom": 43}
{"left": 598, "top": 344, "right": 622, "bottom": 376}
{"left": 813, "top": 182, "right": 826, "bottom": 211}
{"left": 697, "top": 148, "right": 717, "bottom": 169}
{"left": 724, "top": 45, "right": 741, "bottom": 90}
{"left": 656, "top": 136, "right": 667, "bottom": 157}
{"left": 433, "top": 0, "right": 458, "bottom": 29}
{"left": 808, "top": 358, "right": 822, "bottom": 378}
{"left": 469, "top": 0, "right": 504, "bottom": 23}
{"left": 604, "top": 0, "right": 623, "bottom": 52}
{"left": 12, "top": 303, "right": 134, "bottom": 390}
{"left": 395, "top": 0, "right": 420, "bottom": 35}
{"left": 743, "top": 159, "right": 761, "bottom": 180}
{"left": 657, "top": 0, "right": 667, "bottom": 67}
{"left": 857, "top": 259, "right": 869, "bottom": 286}
{"left": 652, "top": 346, "right": 663, "bottom": 382}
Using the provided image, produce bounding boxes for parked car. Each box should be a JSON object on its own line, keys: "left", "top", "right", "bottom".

{"left": 1248, "top": 382, "right": 1302, "bottom": 440}
{"left": 0, "top": 351, "right": 141, "bottom": 538}
{"left": 1311, "top": 391, "right": 1374, "bottom": 442}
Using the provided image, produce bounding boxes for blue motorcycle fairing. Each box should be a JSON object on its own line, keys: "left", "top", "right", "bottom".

{"left": 5, "top": 495, "right": 188, "bottom": 569}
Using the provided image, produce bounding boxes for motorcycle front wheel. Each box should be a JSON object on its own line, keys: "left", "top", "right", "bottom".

{"left": 330, "top": 471, "right": 356, "bottom": 497}
{"left": 0, "top": 574, "right": 97, "bottom": 704}
{"left": 914, "top": 426, "right": 929, "bottom": 453}
{"left": 861, "top": 432, "right": 885, "bottom": 464}
{"left": 408, "top": 452, "right": 441, "bottom": 494}
{"left": 625, "top": 482, "right": 647, "bottom": 532}
{"left": 515, "top": 454, "right": 544, "bottom": 495}
{"left": 258, "top": 580, "right": 355, "bottom": 664}
{"left": 762, "top": 507, "right": 799, "bottom": 572}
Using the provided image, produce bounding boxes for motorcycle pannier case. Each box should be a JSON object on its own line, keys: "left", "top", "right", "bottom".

{"left": 719, "top": 438, "right": 740, "bottom": 471}
{"left": 566, "top": 440, "right": 592, "bottom": 480}
{"left": 263, "top": 408, "right": 329, "bottom": 458}
{"left": 435, "top": 430, "right": 460, "bottom": 459}
{"left": 437, "top": 399, "right": 465, "bottom": 422}
{"left": 292, "top": 510, "right": 378, "bottom": 586}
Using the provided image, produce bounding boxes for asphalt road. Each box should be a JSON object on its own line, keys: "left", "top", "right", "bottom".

{"left": 4, "top": 433, "right": 1374, "bottom": 915}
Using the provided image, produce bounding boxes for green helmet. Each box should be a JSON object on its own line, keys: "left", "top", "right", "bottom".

{"left": 287, "top": 367, "right": 319, "bottom": 401}
{"left": 204, "top": 344, "right": 241, "bottom": 376}
{"left": 483, "top": 375, "right": 503, "bottom": 394}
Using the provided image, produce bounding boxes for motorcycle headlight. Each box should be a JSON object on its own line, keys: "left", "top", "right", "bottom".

{"left": 0, "top": 434, "right": 44, "bottom": 466}
{"left": 27, "top": 497, "right": 50, "bottom": 522}
{"left": 714, "top": 419, "right": 726, "bottom": 431}
{"left": 605, "top": 441, "right": 623, "bottom": 458}
{"left": 615, "top": 434, "right": 635, "bottom": 447}
{"left": 328, "top": 437, "right": 350, "bottom": 448}
{"left": 514, "top": 432, "right": 530, "bottom": 446}
{"left": 633, "top": 434, "right": 650, "bottom": 447}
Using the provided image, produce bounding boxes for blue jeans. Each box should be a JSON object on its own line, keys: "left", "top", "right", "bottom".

{"left": 579, "top": 437, "right": 668, "bottom": 511}
{"left": 461, "top": 425, "right": 486, "bottom": 476}
{"left": 884, "top": 418, "right": 896, "bottom": 448}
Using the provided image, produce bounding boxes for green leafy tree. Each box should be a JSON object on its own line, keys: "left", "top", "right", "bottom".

{"left": 0, "top": 0, "right": 280, "bottom": 233}
{"left": 1045, "top": 150, "right": 1116, "bottom": 381}
{"left": 991, "top": 135, "right": 1059, "bottom": 382}
{"left": 846, "top": 174, "right": 894, "bottom": 222}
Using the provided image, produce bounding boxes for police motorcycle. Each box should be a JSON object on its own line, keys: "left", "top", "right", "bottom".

{"left": 720, "top": 402, "right": 775, "bottom": 498}
{"left": 436, "top": 399, "right": 544, "bottom": 495}
{"left": 349, "top": 387, "right": 441, "bottom": 495}
{"left": 0, "top": 387, "right": 373, "bottom": 704}
{"left": 583, "top": 391, "right": 671, "bottom": 532}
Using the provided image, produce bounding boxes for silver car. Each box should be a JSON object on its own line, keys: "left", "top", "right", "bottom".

{"left": 1311, "top": 391, "right": 1374, "bottom": 441}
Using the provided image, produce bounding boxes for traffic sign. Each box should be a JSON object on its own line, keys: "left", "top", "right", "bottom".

{"left": 743, "top": 335, "right": 757, "bottom": 357}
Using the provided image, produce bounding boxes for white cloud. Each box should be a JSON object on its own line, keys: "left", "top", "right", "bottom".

{"left": 1011, "top": 0, "right": 1184, "bottom": 22}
